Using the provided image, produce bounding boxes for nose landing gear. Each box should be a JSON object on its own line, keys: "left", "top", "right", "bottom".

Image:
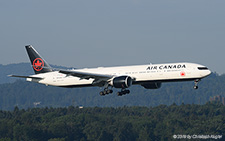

{"left": 194, "top": 79, "right": 200, "bottom": 89}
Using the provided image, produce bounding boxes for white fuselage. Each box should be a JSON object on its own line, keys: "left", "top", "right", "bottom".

{"left": 27, "top": 62, "right": 211, "bottom": 88}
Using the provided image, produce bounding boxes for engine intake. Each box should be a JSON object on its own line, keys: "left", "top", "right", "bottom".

{"left": 112, "top": 76, "right": 132, "bottom": 88}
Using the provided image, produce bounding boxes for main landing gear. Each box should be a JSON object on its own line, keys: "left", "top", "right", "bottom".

{"left": 99, "top": 88, "right": 130, "bottom": 96}
{"left": 117, "top": 89, "right": 130, "bottom": 96}
{"left": 99, "top": 88, "right": 113, "bottom": 96}
{"left": 194, "top": 79, "right": 200, "bottom": 89}
{"left": 99, "top": 84, "right": 130, "bottom": 96}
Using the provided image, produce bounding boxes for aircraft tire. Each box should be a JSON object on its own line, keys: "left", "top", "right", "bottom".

{"left": 126, "top": 90, "right": 130, "bottom": 94}
{"left": 117, "top": 92, "right": 122, "bottom": 96}
{"left": 100, "top": 91, "right": 105, "bottom": 96}
{"left": 194, "top": 86, "right": 198, "bottom": 89}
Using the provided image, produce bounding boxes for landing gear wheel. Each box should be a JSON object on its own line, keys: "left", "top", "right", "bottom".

{"left": 99, "top": 86, "right": 113, "bottom": 96}
{"left": 104, "top": 90, "right": 108, "bottom": 95}
{"left": 125, "top": 90, "right": 130, "bottom": 94}
{"left": 117, "top": 89, "right": 130, "bottom": 96}
{"left": 107, "top": 89, "right": 113, "bottom": 94}
{"left": 117, "top": 92, "right": 122, "bottom": 96}
{"left": 99, "top": 91, "right": 105, "bottom": 96}
{"left": 194, "top": 86, "right": 198, "bottom": 89}
{"left": 122, "top": 90, "right": 127, "bottom": 95}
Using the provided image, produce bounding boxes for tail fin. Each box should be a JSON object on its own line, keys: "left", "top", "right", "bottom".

{"left": 25, "top": 45, "right": 52, "bottom": 74}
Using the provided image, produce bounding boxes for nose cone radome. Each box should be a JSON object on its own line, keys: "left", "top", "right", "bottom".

{"left": 206, "top": 69, "right": 211, "bottom": 76}
{"left": 196, "top": 64, "right": 211, "bottom": 78}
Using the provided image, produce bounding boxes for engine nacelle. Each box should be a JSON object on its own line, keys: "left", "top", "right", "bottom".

{"left": 141, "top": 82, "right": 162, "bottom": 89}
{"left": 111, "top": 76, "right": 132, "bottom": 88}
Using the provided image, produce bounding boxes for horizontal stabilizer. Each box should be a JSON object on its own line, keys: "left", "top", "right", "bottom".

{"left": 8, "top": 75, "right": 43, "bottom": 80}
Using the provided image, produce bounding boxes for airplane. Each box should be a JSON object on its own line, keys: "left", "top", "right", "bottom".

{"left": 9, "top": 45, "right": 211, "bottom": 96}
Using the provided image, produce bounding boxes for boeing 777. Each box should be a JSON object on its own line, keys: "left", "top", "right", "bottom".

{"left": 9, "top": 45, "right": 211, "bottom": 96}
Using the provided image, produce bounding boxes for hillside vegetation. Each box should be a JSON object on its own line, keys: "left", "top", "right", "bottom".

{"left": 0, "top": 103, "right": 224, "bottom": 140}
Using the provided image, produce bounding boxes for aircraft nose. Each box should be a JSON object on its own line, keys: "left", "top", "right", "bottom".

{"left": 203, "top": 69, "right": 211, "bottom": 77}
{"left": 198, "top": 66, "right": 211, "bottom": 77}
{"left": 206, "top": 69, "right": 211, "bottom": 76}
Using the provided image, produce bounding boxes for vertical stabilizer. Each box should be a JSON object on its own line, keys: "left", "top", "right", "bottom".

{"left": 25, "top": 45, "right": 52, "bottom": 74}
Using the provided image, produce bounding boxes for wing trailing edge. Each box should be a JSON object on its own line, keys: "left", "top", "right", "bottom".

{"left": 59, "top": 69, "right": 113, "bottom": 80}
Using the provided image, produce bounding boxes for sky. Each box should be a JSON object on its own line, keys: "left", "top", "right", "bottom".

{"left": 0, "top": 0, "right": 225, "bottom": 74}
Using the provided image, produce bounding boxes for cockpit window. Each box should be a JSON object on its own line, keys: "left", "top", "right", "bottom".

{"left": 198, "top": 67, "right": 208, "bottom": 70}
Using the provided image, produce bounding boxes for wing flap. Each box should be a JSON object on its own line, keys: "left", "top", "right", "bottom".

{"left": 59, "top": 70, "right": 113, "bottom": 80}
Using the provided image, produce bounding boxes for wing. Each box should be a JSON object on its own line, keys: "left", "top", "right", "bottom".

{"left": 59, "top": 69, "right": 114, "bottom": 86}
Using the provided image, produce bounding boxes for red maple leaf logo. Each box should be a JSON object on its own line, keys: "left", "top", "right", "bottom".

{"left": 180, "top": 71, "right": 185, "bottom": 76}
{"left": 33, "top": 58, "right": 44, "bottom": 71}
{"left": 35, "top": 60, "right": 42, "bottom": 66}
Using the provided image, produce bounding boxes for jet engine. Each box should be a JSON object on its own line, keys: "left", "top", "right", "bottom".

{"left": 111, "top": 76, "right": 133, "bottom": 88}
{"left": 141, "top": 82, "right": 162, "bottom": 89}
